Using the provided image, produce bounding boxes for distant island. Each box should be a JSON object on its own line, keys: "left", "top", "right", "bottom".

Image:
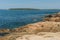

{"left": 9, "top": 8, "right": 40, "bottom": 10}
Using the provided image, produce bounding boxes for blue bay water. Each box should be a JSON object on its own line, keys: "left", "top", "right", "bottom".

{"left": 0, "top": 9, "right": 60, "bottom": 29}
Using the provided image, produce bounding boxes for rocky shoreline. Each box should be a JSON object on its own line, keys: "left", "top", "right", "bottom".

{"left": 0, "top": 12, "right": 60, "bottom": 40}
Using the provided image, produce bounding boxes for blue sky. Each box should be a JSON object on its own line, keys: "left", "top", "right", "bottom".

{"left": 0, "top": 0, "right": 60, "bottom": 9}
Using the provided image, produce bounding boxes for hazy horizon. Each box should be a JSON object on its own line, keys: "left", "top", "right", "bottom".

{"left": 0, "top": 0, "right": 60, "bottom": 9}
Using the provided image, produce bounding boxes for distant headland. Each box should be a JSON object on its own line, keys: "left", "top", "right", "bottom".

{"left": 9, "top": 8, "right": 40, "bottom": 10}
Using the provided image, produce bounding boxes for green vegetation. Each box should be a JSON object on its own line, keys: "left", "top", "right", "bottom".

{"left": 9, "top": 8, "right": 40, "bottom": 10}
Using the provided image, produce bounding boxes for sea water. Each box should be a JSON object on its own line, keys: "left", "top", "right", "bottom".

{"left": 0, "top": 9, "right": 59, "bottom": 29}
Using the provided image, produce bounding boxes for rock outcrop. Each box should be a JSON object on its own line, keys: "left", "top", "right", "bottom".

{"left": 0, "top": 29, "right": 10, "bottom": 33}
{"left": 44, "top": 12, "right": 60, "bottom": 22}
{"left": 13, "top": 22, "right": 60, "bottom": 33}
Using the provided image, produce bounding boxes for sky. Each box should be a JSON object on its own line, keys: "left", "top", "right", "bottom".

{"left": 0, "top": 0, "right": 60, "bottom": 9}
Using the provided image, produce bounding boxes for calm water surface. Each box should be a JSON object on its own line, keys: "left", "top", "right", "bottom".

{"left": 0, "top": 9, "right": 60, "bottom": 29}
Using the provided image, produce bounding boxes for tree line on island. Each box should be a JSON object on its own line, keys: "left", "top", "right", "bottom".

{"left": 9, "top": 8, "right": 40, "bottom": 10}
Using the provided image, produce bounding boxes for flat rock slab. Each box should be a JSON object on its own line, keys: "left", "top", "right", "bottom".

{"left": 16, "top": 32, "right": 60, "bottom": 40}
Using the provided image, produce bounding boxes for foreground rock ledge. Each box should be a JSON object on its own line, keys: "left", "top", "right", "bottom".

{"left": 0, "top": 21, "right": 60, "bottom": 40}
{"left": 13, "top": 21, "right": 60, "bottom": 33}
{"left": 16, "top": 32, "right": 60, "bottom": 40}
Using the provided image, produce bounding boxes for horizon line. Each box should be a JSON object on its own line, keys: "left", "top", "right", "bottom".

{"left": 0, "top": 8, "right": 60, "bottom": 10}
